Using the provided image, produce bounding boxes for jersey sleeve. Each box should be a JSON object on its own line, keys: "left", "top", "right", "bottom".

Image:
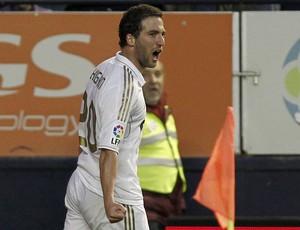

{"left": 96, "top": 75, "right": 135, "bottom": 153}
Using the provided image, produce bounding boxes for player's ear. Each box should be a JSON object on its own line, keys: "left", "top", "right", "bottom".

{"left": 126, "top": 34, "right": 135, "bottom": 47}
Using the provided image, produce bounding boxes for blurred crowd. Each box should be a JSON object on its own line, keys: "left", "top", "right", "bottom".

{"left": 1, "top": 2, "right": 300, "bottom": 12}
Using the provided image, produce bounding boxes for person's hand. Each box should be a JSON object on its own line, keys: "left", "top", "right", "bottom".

{"left": 106, "top": 202, "right": 127, "bottom": 223}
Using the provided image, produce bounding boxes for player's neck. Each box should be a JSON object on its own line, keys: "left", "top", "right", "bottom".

{"left": 120, "top": 48, "right": 144, "bottom": 74}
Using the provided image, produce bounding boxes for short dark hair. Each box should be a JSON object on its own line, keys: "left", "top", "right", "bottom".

{"left": 118, "top": 4, "right": 163, "bottom": 48}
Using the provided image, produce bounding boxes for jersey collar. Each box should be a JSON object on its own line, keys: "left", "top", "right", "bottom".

{"left": 116, "top": 51, "right": 146, "bottom": 87}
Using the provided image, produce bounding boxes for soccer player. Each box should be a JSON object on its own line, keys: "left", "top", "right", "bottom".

{"left": 64, "top": 4, "right": 165, "bottom": 230}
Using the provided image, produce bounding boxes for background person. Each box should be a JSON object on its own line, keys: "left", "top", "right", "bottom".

{"left": 138, "top": 61, "right": 187, "bottom": 230}
{"left": 63, "top": 4, "right": 166, "bottom": 230}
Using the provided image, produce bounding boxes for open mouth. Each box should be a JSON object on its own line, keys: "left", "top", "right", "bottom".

{"left": 153, "top": 50, "right": 161, "bottom": 61}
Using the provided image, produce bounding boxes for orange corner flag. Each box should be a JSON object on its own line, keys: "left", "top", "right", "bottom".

{"left": 193, "top": 106, "right": 235, "bottom": 230}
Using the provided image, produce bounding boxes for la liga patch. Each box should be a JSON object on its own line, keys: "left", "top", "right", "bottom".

{"left": 113, "top": 125, "right": 124, "bottom": 138}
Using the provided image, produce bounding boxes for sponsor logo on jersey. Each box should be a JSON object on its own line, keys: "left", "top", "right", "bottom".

{"left": 111, "top": 124, "right": 124, "bottom": 145}
{"left": 113, "top": 125, "right": 124, "bottom": 138}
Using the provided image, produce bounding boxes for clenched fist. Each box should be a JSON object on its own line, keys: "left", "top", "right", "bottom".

{"left": 107, "top": 203, "right": 127, "bottom": 223}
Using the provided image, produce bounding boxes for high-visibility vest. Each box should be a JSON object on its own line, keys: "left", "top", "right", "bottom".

{"left": 138, "top": 112, "right": 186, "bottom": 194}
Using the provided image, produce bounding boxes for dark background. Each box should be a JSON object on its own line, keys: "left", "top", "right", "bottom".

{"left": 1, "top": 156, "right": 300, "bottom": 229}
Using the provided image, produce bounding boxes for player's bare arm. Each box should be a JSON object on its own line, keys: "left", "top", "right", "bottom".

{"left": 100, "top": 149, "right": 127, "bottom": 223}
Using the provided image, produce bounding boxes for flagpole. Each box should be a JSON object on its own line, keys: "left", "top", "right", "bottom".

{"left": 227, "top": 220, "right": 234, "bottom": 230}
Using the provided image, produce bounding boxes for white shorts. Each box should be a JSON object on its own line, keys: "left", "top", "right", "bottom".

{"left": 64, "top": 169, "right": 149, "bottom": 230}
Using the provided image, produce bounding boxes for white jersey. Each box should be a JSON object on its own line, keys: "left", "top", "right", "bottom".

{"left": 77, "top": 51, "right": 146, "bottom": 205}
